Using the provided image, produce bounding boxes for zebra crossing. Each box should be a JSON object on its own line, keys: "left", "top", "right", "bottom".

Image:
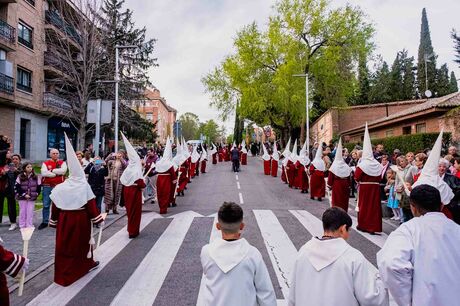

{"left": 27, "top": 208, "right": 392, "bottom": 306}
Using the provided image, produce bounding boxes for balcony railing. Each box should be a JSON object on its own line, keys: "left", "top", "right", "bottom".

{"left": 45, "top": 10, "right": 81, "bottom": 45}
{"left": 0, "top": 73, "right": 14, "bottom": 95}
{"left": 0, "top": 19, "right": 15, "bottom": 45}
{"left": 43, "top": 92, "right": 72, "bottom": 112}
{"left": 18, "top": 36, "right": 33, "bottom": 49}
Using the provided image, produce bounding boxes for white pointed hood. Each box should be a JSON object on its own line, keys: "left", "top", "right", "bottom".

{"left": 329, "top": 138, "right": 352, "bottom": 178}
{"left": 173, "top": 138, "right": 185, "bottom": 166}
{"left": 241, "top": 139, "right": 248, "bottom": 154}
{"left": 311, "top": 143, "right": 326, "bottom": 171}
{"left": 412, "top": 131, "right": 454, "bottom": 204}
{"left": 119, "top": 132, "right": 144, "bottom": 186}
{"left": 209, "top": 143, "right": 217, "bottom": 155}
{"left": 299, "top": 139, "right": 311, "bottom": 166}
{"left": 358, "top": 123, "right": 383, "bottom": 177}
{"left": 289, "top": 139, "right": 298, "bottom": 163}
{"left": 281, "top": 138, "right": 291, "bottom": 159}
{"left": 182, "top": 137, "right": 190, "bottom": 158}
{"left": 272, "top": 142, "right": 280, "bottom": 161}
{"left": 208, "top": 238, "right": 251, "bottom": 273}
{"left": 156, "top": 136, "right": 174, "bottom": 173}
{"left": 201, "top": 144, "right": 208, "bottom": 160}
{"left": 262, "top": 142, "right": 271, "bottom": 161}
{"left": 191, "top": 144, "right": 201, "bottom": 163}
{"left": 50, "top": 133, "right": 95, "bottom": 210}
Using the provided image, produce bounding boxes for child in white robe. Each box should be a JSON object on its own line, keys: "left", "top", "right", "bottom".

{"left": 288, "top": 207, "right": 389, "bottom": 306}
{"left": 200, "top": 202, "right": 276, "bottom": 306}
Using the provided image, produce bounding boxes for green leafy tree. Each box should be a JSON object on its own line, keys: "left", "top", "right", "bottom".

{"left": 450, "top": 71, "right": 458, "bottom": 93}
{"left": 179, "top": 112, "right": 200, "bottom": 141}
{"left": 197, "top": 120, "right": 220, "bottom": 143}
{"left": 354, "top": 55, "right": 370, "bottom": 105}
{"left": 417, "top": 8, "right": 437, "bottom": 96}
{"left": 401, "top": 52, "right": 416, "bottom": 100}
{"left": 435, "top": 64, "right": 451, "bottom": 96}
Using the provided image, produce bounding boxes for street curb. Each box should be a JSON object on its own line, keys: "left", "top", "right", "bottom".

{"left": 8, "top": 212, "right": 127, "bottom": 293}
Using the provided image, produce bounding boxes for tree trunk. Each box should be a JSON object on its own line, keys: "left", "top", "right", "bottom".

{"left": 78, "top": 124, "right": 86, "bottom": 151}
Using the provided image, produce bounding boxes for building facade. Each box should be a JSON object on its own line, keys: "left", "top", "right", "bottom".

{"left": 134, "top": 87, "right": 177, "bottom": 143}
{"left": 0, "top": 0, "right": 77, "bottom": 161}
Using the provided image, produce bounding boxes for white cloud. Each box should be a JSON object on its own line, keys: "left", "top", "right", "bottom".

{"left": 125, "top": 0, "right": 460, "bottom": 133}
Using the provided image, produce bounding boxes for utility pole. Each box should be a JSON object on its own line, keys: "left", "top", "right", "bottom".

{"left": 293, "top": 73, "right": 310, "bottom": 152}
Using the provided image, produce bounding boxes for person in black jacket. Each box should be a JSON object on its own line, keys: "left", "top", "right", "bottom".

{"left": 84, "top": 156, "right": 108, "bottom": 215}
{"left": 231, "top": 146, "right": 240, "bottom": 172}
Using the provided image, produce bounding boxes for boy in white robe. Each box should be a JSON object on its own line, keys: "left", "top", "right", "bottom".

{"left": 288, "top": 207, "right": 389, "bottom": 306}
{"left": 200, "top": 202, "right": 276, "bottom": 306}
{"left": 377, "top": 184, "right": 460, "bottom": 306}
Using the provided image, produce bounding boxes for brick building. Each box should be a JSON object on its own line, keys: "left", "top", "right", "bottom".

{"left": 133, "top": 87, "right": 177, "bottom": 143}
{"left": 310, "top": 92, "right": 460, "bottom": 145}
{"left": 0, "top": 0, "right": 79, "bottom": 161}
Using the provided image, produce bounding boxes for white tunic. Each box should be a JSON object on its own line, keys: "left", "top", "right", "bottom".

{"left": 200, "top": 238, "right": 276, "bottom": 306}
{"left": 288, "top": 237, "right": 388, "bottom": 306}
{"left": 377, "top": 212, "right": 460, "bottom": 306}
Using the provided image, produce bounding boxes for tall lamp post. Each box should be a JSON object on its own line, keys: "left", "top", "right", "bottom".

{"left": 293, "top": 73, "right": 310, "bottom": 152}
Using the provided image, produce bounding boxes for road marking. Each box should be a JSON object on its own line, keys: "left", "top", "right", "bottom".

{"left": 196, "top": 215, "right": 220, "bottom": 306}
{"left": 238, "top": 192, "right": 244, "bottom": 204}
{"left": 110, "top": 211, "right": 202, "bottom": 306}
{"left": 349, "top": 215, "right": 388, "bottom": 248}
{"left": 253, "top": 210, "right": 298, "bottom": 299}
{"left": 27, "top": 212, "right": 163, "bottom": 306}
{"left": 289, "top": 210, "right": 323, "bottom": 238}
{"left": 237, "top": 181, "right": 241, "bottom": 189}
{"left": 235, "top": 174, "right": 239, "bottom": 180}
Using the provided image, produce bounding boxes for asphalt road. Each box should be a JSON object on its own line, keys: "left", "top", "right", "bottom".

{"left": 10, "top": 156, "right": 398, "bottom": 306}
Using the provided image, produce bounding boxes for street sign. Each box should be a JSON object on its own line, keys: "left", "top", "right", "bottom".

{"left": 87, "top": 100, "right": 113, "bottom": 124}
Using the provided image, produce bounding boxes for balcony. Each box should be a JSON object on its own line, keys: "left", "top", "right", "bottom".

{"left": 45, "top": 10, "right": 81, "bottom": 45}
{"left": 43, "top": 92, "right": 72, "bottom": 113}
{"left": 0, "top": 19, "right": 16, "bottom": 51}
{"left": 44, "top": 51, "right": 67, "bottom": 77}
{"left": 0, "top": 72, "right": 13, "bottom": 95}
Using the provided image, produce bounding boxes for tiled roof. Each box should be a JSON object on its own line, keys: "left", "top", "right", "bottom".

{"left": 342, "top": 92, "right": 460, "bottom": 134}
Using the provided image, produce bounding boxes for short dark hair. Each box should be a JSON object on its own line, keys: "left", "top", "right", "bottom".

{"left": 409, "top": 184, "right": 441, "bottom": 212}
{"left": 218, "top": 202, "right": 243, "bottom": 233}
{"left": 322, "top": 207, "right": 352, "bottom": 232}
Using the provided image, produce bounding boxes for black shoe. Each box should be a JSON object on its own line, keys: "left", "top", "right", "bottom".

{"left": 310, "top": 196, "right": 314, "bottom": 200}
{"left": 350, "top": 195, "right": 355, "bottom": 198}
{"left": 38, "top": 223, "right": 48, "bottom": 230}
{"left": 172, "top": 203, "right": 177, "bottom": 207}
{"left": 89, "top": 261, "right": 100, "bottom": 271}
{"left": 151, "top": 199, "right": 155, "bottom": 204}
{"left": 129, "top": 234, "right": 139, "bottom": 239}
{"left": 113, "top": 211, "right": 119, "bottom": 214}
{"left": 318, "top": 198, "right": 322, "bottom": 202}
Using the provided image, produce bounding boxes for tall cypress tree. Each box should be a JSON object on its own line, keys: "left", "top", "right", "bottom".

{"left": 450, "top": 71, "right": 459, "bottom": 93}
{"left": 435, "top": 64, "right": 450, "bottom": 96}
{"left": 417, "top": 8, "right": 437, "bottom": 97}
{"left": 369, "top": 58, "right": 392, "bottom": 103}
{"left": 401, "top": 53, "right": 416, "bottom": 100}
{"left": 452, "top": 30, "right": 460, "bottom": 67}
{"left": 389, "top": 52, "right": 403, "bottom": 101}
{"left": 356, "top": 54, "right": 370, "bottom": 104}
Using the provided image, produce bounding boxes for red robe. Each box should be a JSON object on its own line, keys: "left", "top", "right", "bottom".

{"left": 271, "top": 160, "right": 278, "bottom": 177}
{"left": 241, "top": 153, "right": 247, "bottom": 165}
{"left": 226, "top": 149, "right": 231, "bottom": 161}
{"left": 190, "top": 162, "right": 196, "bottom": 179}
{"left": 212, "top": 153, "right": 217, "bottom": 164}
{"left": 218, "top": 151, "right": 223, "bottom": 162}
{"left": 354, "top": 167, "right": 382, "bottom": 233}
{"left": 281, "top": 165, "right": 287, "bottom": 182}
{"left": 156, "top": 166, "right": 177, "bottom": 214}
{"left": 50, "top": 199, "right": 103, "bottom": 286}
{"left": 123, "top": 178, "right": 146, "bottom": 237}
{"left": 263, "top": 159, "right": 271, "bottom": 175}
{"left": 0, "top": 246, "right": 26, "bottom": 306}
{"left": 286, "top": 160, "right": 296, "bottom": 187}
{"left": 309, "top": 165, "right": 325, "bottom": 198}
{"left": 177, "top": 163, "right": 189, "bottom": 193}
{"left": 201, "top": 160, "right": 207, "bottom": 173}
{"left": 294, "top": 161, "right": 303, "bottom": 189}
{"left": 327, "top": 173, "right": 351, "bottom": 211}
{"left": 298, "top": 163, "right": 310, "bottom": 192}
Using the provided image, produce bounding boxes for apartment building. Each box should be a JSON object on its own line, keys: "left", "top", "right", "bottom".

{"left": 134, "top": 87, "right": 177, "bottom": 143}
{"left": 0, "top": 0, "right": 78, "bottom": 161}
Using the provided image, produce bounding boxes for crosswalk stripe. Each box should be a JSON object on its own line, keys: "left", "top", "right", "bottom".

{"left": 349, "top": 215, "right": 388, "bottom": 248}
{"left": 253, "top": 210, "right": 298, "bottom": 299}
{"left": 196, "top": 214, "right": 219, "bottom": 306}
{"left": 289, "top": 210, "right": 323, "bottom": 238}
{"left": 27, "top": 212, "right": 163, "bottom": 306}
{"left": 110, "top": 211, "right": 202, "bottom": 306}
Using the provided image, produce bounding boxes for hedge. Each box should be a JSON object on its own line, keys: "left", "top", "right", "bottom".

{"left": 344, "top": 132, "right": 452, "bottom": 155}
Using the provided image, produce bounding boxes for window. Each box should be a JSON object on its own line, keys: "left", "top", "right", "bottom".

{"left": 18, "top": 21, "right": 33, "bottom": 49}
{"left": 385, "top": 129, "right": 394, "bottom": 137}
{"left": 402, "top": 126, "right": 411, "bottom": 135}
{"left": 17, "top": 67, "right": 32, "bottom": 93}
{"left": 416, "top": 123, "right": 426, "bottom": 134}
{"left": 146, "top": 113, "right": 153, "bottom": 121}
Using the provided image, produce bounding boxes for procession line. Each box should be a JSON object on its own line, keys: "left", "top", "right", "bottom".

{"left": 110, "top": 211, "right": 202, "bottom": 306}
{"left": 253, "top": 210, "right": 298, "bottom": 299}
{"left": 26, "top": 212, "right": 162, "bottom": 306}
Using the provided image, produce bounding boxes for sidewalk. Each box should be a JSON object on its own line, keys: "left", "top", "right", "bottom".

{"left": 1, "top": 205, "right": 127, "bottom": 289}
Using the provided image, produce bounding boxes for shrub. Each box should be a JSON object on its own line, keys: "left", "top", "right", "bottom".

{"left": 344, "top": 132, "right": 452, "bottom": 155}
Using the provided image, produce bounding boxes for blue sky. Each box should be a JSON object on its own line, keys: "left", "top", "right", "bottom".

{"left": 125, "top": 0, "right": 460, "bottom": 132}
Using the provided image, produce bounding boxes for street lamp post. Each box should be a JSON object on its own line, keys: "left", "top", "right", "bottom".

{"left": 293, "top": 73, "right": 310, "bottom": 152}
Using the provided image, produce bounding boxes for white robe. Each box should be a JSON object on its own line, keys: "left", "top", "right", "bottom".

{"left": 200, "top": 238, "right": 276, "bottom": 306}
{"left": 288, "top": 237, "right": 389, "bottom": 306}
{"left": 377, "top": 212, "right": 460, "bottom": 306}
